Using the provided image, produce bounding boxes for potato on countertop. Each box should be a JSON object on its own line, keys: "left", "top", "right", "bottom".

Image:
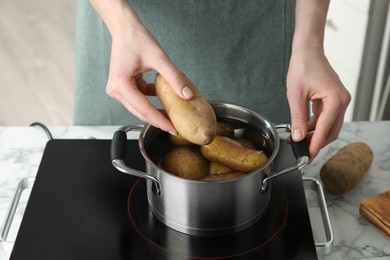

{"left": 155, "top": 73, "right": 217, "bottom": 145}
{"left": 320, "top": 142, "right": 373, "bottom": 195}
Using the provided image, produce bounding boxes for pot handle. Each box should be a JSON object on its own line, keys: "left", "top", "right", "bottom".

{"left": 260, "top": 124, "right": 309, "bottom": 193}
{"left": 111, "top": 126, "right": 161, "bottom": 195}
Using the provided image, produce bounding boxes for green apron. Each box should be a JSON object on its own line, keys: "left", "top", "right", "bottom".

{"left": 74, "top": 0, "right": 295, "bottom": 125}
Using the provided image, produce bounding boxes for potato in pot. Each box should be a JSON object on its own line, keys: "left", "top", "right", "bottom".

{"left": 216, "top": 121, "right": 234, "bottom": 138}
{"left": 168, "top": 133, "right": 193, "bottom": 146}
{"left": 201, "top": 136, "right": 268, "bottom": 173}
{"left": 209, "top": 161, "right": 233, "bottom": 174}
{"left": 162, "top": 146, "right": 209, "bottom": 180}
{"left": 235, "top": 138, "right": 256, "bottom": 149}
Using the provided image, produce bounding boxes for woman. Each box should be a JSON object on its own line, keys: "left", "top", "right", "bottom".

{"left": 74, "top": 0, "right": 351, "bottom": 161}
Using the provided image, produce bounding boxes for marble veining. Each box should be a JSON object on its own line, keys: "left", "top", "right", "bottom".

{"left": 303, "top": 121, "right": 390, "bottom": 260}
{"left": 0, "top": 122, "right": 389, "bottom": 260}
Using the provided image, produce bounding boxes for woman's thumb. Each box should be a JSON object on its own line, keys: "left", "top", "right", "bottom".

{"left": 289, "top": 96, "right": 309, "bottom": 142}
{"left": 156, "top": 60, "right": 193, "bottom": 100}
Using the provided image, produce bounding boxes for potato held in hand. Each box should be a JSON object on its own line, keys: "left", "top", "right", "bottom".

{"left": 201, "top": 136, "right": 268, "bottom": 173}
{"left": 320, "top": 142, "right": 373, "bottom": 195}
{"left": 155, "top": 74, "right": 217, "bottom": 145}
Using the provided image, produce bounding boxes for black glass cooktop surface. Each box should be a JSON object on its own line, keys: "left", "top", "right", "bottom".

{"left": 10, "top": 139, "right": 317, "bottom": 260}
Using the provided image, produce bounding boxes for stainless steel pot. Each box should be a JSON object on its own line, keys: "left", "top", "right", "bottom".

{"left": 111, "top": 101, "right": 309, "bottom": 236}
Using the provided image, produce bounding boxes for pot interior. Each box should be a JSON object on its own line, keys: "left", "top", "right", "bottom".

{"left": 140, "top": 102, "right": 279, "bottom": 175}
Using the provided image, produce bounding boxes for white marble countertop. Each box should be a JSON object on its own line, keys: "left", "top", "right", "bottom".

{"left": 0, "top": 122, "right": 389, "bottom": 260}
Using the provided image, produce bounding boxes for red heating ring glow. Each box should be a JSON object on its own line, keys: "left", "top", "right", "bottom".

{"left": 127, "top": 179, "right": 289, "bottom": 260}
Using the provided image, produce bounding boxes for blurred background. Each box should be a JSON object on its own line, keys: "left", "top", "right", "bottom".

{"left": 0, "top": 0, "right": 389, "bottom": 126}
{"left": 0, "top": 0, "right": 76, "bottom": 126}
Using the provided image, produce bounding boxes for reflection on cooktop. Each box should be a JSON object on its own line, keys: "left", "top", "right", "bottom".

{"left": 127, "top": 179, "right": 288, "bottom": 259}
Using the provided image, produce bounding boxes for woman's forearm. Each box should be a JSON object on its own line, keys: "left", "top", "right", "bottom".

{"left": 293, "top": 0, "right": 330, "bottom": 52}
{"left": 88, "top": 0, "right": 143, "bottom": 37}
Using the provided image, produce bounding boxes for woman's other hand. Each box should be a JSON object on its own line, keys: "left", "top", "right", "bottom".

{"left": 288, "top": 0, "right": 351, "bottom": 162}
{"left": 287, "top": 47, "right": 351, "bottom": 162}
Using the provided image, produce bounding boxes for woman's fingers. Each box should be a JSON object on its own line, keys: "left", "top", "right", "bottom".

{"left": 107, "top": 77, "right": 177, "bottom": 134}
{"left": 287, "top": 85, "right": 309, "bottom": 143}
{"left": 151, "top": 52, "right": 193, "bottom": 100}
{"left": 135, "top": 75, "right": 156, "bottom": 96}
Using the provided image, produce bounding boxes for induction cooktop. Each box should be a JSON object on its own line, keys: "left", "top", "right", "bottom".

{"left": 10, "top": 139, "right": 318, "bottom": 260}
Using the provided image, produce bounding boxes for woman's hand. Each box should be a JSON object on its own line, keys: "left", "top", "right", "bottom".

{"left": 287, "top": 47, "right": 351, "bottom": 162}
{"left": 288, "top": 0, "right": 351, "bottom": 162}
{"left": 106, "top": 25, "right": 193, "bottom": 134}
{"left": 89, "top": 0, "right": 193, "bottom": 134}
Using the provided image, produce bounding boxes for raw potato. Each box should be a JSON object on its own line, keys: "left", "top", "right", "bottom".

{"left": 216, "top": 122, "right": 234, "bottom": 138}
{"left": 320, "top": 142, "right": 373, "bottom": 195}
{"left": 244, "top": 128, "right": 272, "bottom": 152}
{"left": 155, "top": 73, "right": 217, "bottom": 145}
{"left": 169, "top": 133, "right": 193, "bottom": 146}
{"left": 235, "top": 138, "right": 256, "bottom": 149}
{"left": 209, "top": 161, "right": 233, "bottom": 174}
{"left": 201, "top": 136, "right": 268, "bottom": 173}
{"left": 162, "top": 147, "right": 208, "bottom": 180}
{"left": 200, "top": 172, "right": 245, "bottom": 182}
